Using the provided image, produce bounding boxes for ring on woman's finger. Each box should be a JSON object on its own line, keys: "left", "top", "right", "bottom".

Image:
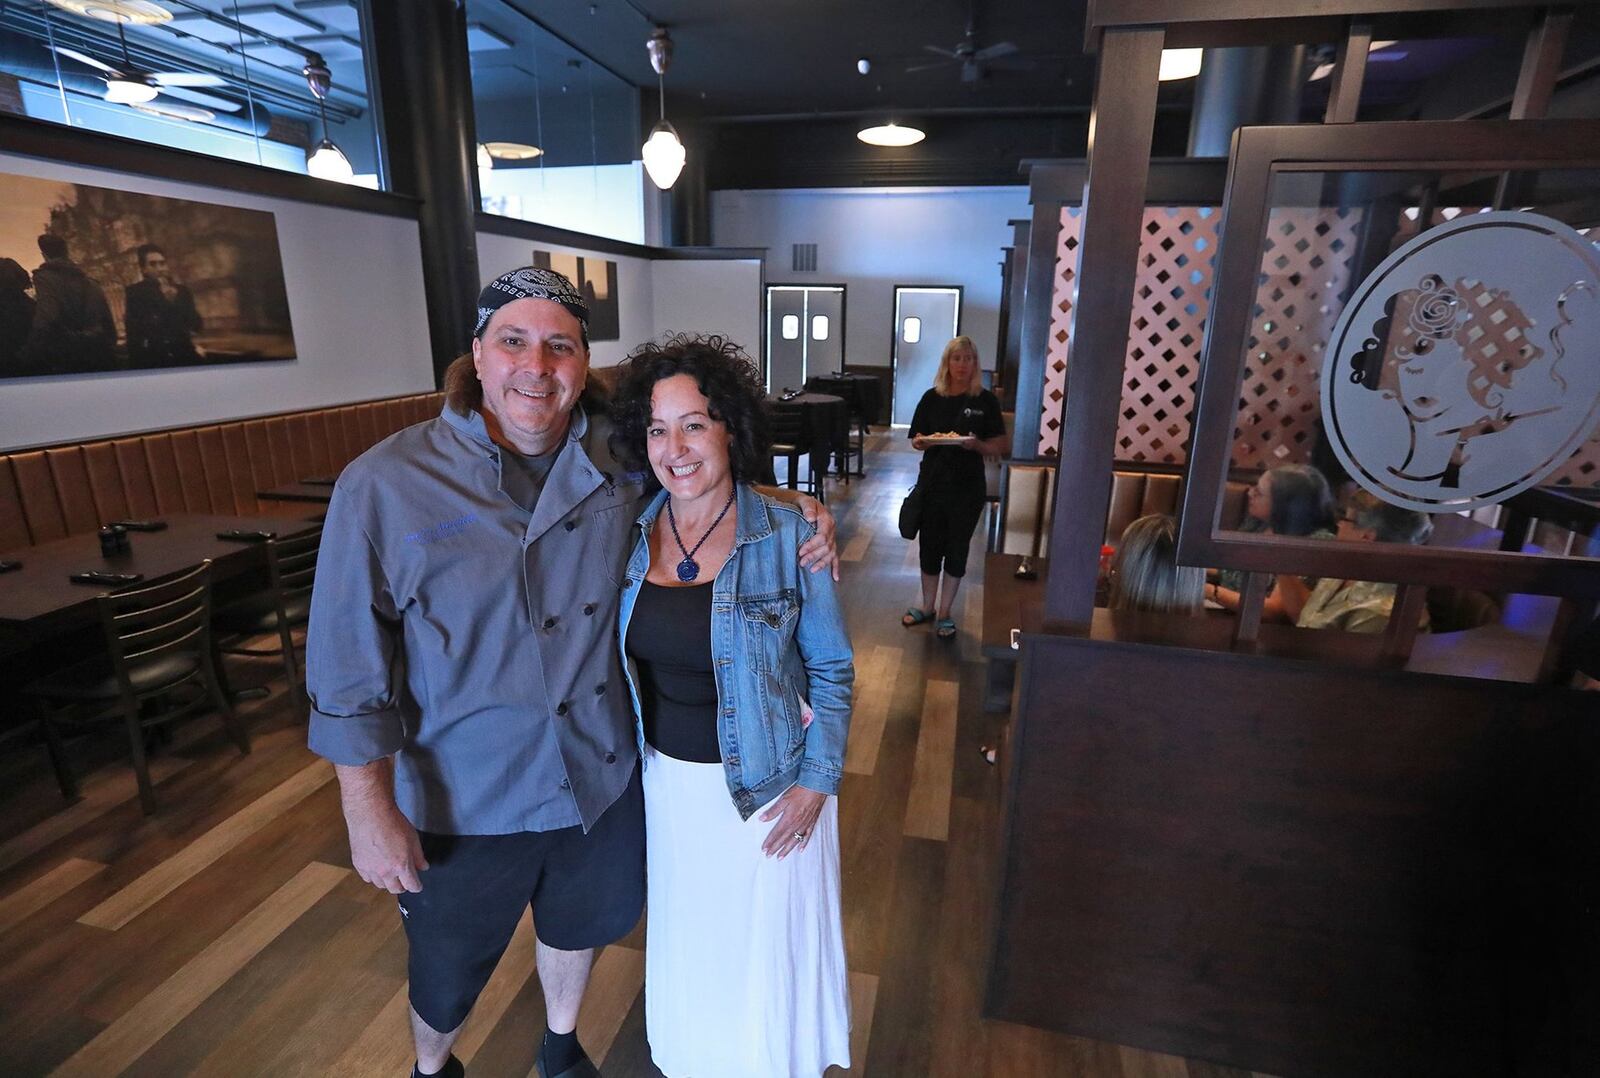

{"left": 792, "top": 830, "right": 807, "bottom": 841}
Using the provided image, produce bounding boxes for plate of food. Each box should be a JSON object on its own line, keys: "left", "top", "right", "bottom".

{"left": 920, "top": 431, "right": 970, "bottom": 446}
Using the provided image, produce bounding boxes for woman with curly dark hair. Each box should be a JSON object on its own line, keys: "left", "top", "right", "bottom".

{"left": 610, "top": 334, "right": 854, "bottom": 1078}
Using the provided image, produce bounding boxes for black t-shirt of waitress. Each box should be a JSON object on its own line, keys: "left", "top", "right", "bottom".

{"left": 908, "top": 387, "right": 1004, "bottom": 495}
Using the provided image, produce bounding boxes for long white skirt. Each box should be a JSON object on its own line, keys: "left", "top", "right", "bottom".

{"left": 643, "top": 746, "right": 852, "bottom": 1078}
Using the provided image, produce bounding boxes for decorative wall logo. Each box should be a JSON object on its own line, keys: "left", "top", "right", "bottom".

{"left": 1322, "top": 211, "right": 1600, "bottom": 512}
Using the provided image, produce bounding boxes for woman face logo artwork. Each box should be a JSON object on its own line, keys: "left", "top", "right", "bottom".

{"left": 1323, "top": 211, "right": 1600, "bottom": 512}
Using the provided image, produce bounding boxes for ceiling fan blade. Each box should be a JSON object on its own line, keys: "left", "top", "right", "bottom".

{"left": 905, "top": 59, "right": 954, "bottom": 73}
{"left": 51, "top": 46, "right": 120, "bottom": 75}
{"left": 922, "top": 44, "right": 960, "bottom": 59}
{"left": 151, "top": 72, "right": 228, "bottom": 88}
{"left": 973, "top": 41, "right": 1019, "bottom": 62}
{"left": 158, "top": 85, "right": 243, "bottom": 112}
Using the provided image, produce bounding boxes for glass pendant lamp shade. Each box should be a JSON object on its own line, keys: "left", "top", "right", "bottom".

{"left": 642, "top": 120, "right": 686, "bottom": 189}
{"left": 307, "top": 139, "right": 354, "bottom": 181}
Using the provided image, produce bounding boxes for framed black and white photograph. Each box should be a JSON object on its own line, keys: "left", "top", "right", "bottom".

{"left": 0, "top": 172, "right": 297, "bottom": 379}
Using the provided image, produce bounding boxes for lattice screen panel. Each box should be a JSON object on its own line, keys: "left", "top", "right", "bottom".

{"left": 1034, "top": 199, "right": 1600, "bottom": 491}
{"left": 1120, "top": 207, "right": 1220, "bottom": 463}
{"left": 1037, "top": 207, "right": 1080, "bottom": 456}
{"left": 1037, "top": 205, "right": 1358, "bottom": 466}
{"left": 1235, "top": 207, "right": 1366, "bottom": 469}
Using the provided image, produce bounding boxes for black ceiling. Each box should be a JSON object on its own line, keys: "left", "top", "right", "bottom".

{"left": 509, "top": 0, "right": 1106, "bottom": 120}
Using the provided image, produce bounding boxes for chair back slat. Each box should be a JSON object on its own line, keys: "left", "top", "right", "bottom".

{"left": 264, "top": 528, "right": 322, "bottom": 601}
{"left": 119, "top": 605, "right": 208, "bottom": 657}
{"left": 96, "top": 562, "right": 214, "bottom": 684}
{"left": 770, "top": 409, "right": 806, "bottom": 445}
{"left": 109, "top": 584, "right": 207, "bottom": 636}
{"left": 123, "top": 620, "right": 206, "bottom": 664}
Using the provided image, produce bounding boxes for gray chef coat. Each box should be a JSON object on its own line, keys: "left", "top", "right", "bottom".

{"left": 306, "top": 400, "right": 648, "bottom": 834}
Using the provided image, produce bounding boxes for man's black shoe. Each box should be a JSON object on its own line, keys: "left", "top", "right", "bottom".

{"left": 411, "top": 1055, "right": 464, "bottom": 1078}
{"left": 535, "top": 1047, "right": 600, "bottom": 1078}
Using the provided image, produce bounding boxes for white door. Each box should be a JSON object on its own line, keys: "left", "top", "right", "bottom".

{"left": 765, "top": 285, "right": 846, "bottom": 391}
{"left": 892, "top": 286, "right": 961, "bottom": 424}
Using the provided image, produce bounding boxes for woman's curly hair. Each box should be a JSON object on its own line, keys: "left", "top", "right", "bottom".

{"left": 608, "top": 333, "right": 772, "bottom": 482}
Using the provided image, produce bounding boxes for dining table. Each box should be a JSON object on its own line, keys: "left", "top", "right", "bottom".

{"left": 767, "top": 390, "right": 851, "bottom": 485}
{"left": 0, "top": 512, "right": 323, "bottom": 662}
{"left": 256, "top": 481, "right": 337, "bottom": 507}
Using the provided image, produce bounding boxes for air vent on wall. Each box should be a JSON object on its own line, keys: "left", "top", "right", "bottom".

{"left": 792, "top": 243, "right": 818, "bottom": 272}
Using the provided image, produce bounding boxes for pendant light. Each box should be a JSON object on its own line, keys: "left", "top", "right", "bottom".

{"left": 641, "top": 27, "right": 685, "bottom": 190}
{"left": 857, "top": 122, "right": 924, "bottom": 147}
{"left": 1157, "top": 48, "right": 1203, "bottom": 81}
{"left": 302, "top": 53, "right": 353, "bottom": 183}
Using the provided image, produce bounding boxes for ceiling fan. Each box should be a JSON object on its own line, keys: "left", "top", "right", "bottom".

{"left": 48, "top": 15, "right": 238, "bottom": 113}
{"left": 906, "top": 0, "right": 1030, "bottom": 84}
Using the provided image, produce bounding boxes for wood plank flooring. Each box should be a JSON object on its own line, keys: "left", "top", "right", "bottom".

{"left": 0, "top": 432, "right": 1263, "bottom": 1077}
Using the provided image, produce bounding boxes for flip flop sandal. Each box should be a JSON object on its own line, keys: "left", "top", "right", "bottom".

{"left": 936, "top": 617, "right": 958, "bottom": 639}
{"left": 902, "top": 607, "right": 931, "bottom": 627}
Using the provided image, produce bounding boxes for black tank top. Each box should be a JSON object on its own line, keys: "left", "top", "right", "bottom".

{"left": 624, "top": 581, "right": 721, "bottom": 763}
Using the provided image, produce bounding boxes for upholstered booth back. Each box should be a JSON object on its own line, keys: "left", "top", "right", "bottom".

{"left": 0, "top": 392, "right": 444, "bottom": 548}
{"left": 995, "top": 464, "right": 1249, "bottom": 558}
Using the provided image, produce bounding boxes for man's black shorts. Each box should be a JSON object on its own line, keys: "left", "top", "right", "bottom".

{"left": 399, "top": 763, "right": 645, "bottom": 1033}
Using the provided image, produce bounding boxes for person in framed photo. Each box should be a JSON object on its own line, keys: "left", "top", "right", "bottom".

{"left": 124, "top": 243, "right": 204, "bottom": 366}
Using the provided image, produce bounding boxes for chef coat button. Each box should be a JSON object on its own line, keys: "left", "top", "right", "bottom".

{"left": 555, "top": 701, "right": 569, "bottom": 716}
{"left": 605, "top": 752, "right": 617, "bottom": 763}
{"left": 565, "top": 519, "right": 577, "bottom": 531}
{"left": 583, "top": 603, "right": 596, "bottom": 616}
{"left": 594, "top": 683, "right": 607, "bottom": 695}
{"left": 543, "top": 616, "right": 558, "bottom": 629}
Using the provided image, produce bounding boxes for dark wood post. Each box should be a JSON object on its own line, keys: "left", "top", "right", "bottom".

{"left": 1040, "top": 27, "right": 1165, "bottom": 630}
{"left": 367, "top": 0, "right": 482, "bottom": 384}
{"left": 1009, "top": 193, "right": 1066, "bottom": 460}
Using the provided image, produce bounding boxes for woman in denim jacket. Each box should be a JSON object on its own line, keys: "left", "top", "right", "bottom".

{"left": 610, "top": 335, "right": 854, "bottom": 1078}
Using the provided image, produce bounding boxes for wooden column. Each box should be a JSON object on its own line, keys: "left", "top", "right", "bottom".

{"left": 1009, "top": 193, "right": 1066, "bottom": 460}
{"left": 1040, "top": 27, "right": 1165, "bottom": 630}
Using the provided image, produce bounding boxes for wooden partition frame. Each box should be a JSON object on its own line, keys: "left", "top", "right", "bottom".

{"left": 1176, "top": 118, "right": 1600, "bottom": 599}
{"left": 1031, "top": 0, "right": 1577, "bottom": 629}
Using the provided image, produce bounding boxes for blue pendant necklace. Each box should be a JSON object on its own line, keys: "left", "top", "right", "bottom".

{"left": 667, "top": 488, "right": 736, "bottom": 582}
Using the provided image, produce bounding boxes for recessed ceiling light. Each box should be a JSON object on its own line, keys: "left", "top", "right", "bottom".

{"left": 44, "top": 0, "right": 172, "bottom": 25}
{"left": 1157, "top": 48, "right": 1203, "bottom": 81}
{"left": 857, "top": 122, "right": 924, "bottom": 147}
{"left": 483, "top": 141, "right": 543, "bottom": 160}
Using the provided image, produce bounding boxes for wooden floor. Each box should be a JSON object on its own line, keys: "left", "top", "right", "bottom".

{"left": 0, "top": 432, "right": 1267, "bottom": 1078}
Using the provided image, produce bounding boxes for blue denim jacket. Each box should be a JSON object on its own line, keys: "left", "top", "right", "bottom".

{"left": 618, "top": 482, "right": 854, "bottom": 819}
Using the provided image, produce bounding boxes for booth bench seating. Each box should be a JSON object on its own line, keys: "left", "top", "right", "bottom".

{"left": 0, "top": 391, "right": 445, "bottom": 549}
{"left": 994, "top": 462, "right": 1250, "bottom": 558}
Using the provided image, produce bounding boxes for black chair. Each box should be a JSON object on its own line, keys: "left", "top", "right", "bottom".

{"left": 214, "top": 527, "right": 321, "bottom": 708}
{"left": 26, "top": 561, "right": 249, "bottom": 816}
{"left": 769, "top": 408, "right": 823, "bottom": 502}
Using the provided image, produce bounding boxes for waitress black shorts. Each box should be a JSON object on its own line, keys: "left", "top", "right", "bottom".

{"left": 399, "top": 763, "right": 645, "bottom": 1033}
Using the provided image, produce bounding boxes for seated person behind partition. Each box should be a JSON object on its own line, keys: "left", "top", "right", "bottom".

{"left": 1108, "top": 514, "right": 1204, "bottom": 615}
{"left": 1208, "top": 463, "right": 1337, "bottom": 622}
{"left": 1296, "top": 491, "right": 1433, "bottom": 634}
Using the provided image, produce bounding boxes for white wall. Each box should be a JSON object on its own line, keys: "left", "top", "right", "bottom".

{"left": 477, "top": 162, "right": 646, "bottom": 246}
{"left": 0, "top": 152, "right": 434, "bottom": 451}
{"left": 650, "top": 259, "right": 762, "bottom": 356}
{"left": 476, "top": 229, "right": 763, "bottom": 369}
{"left": 710, "top": 186, "right": 1029, "bottom": 373}
{"left": 475, "top": 229, "right": 654, "bottom": 369}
